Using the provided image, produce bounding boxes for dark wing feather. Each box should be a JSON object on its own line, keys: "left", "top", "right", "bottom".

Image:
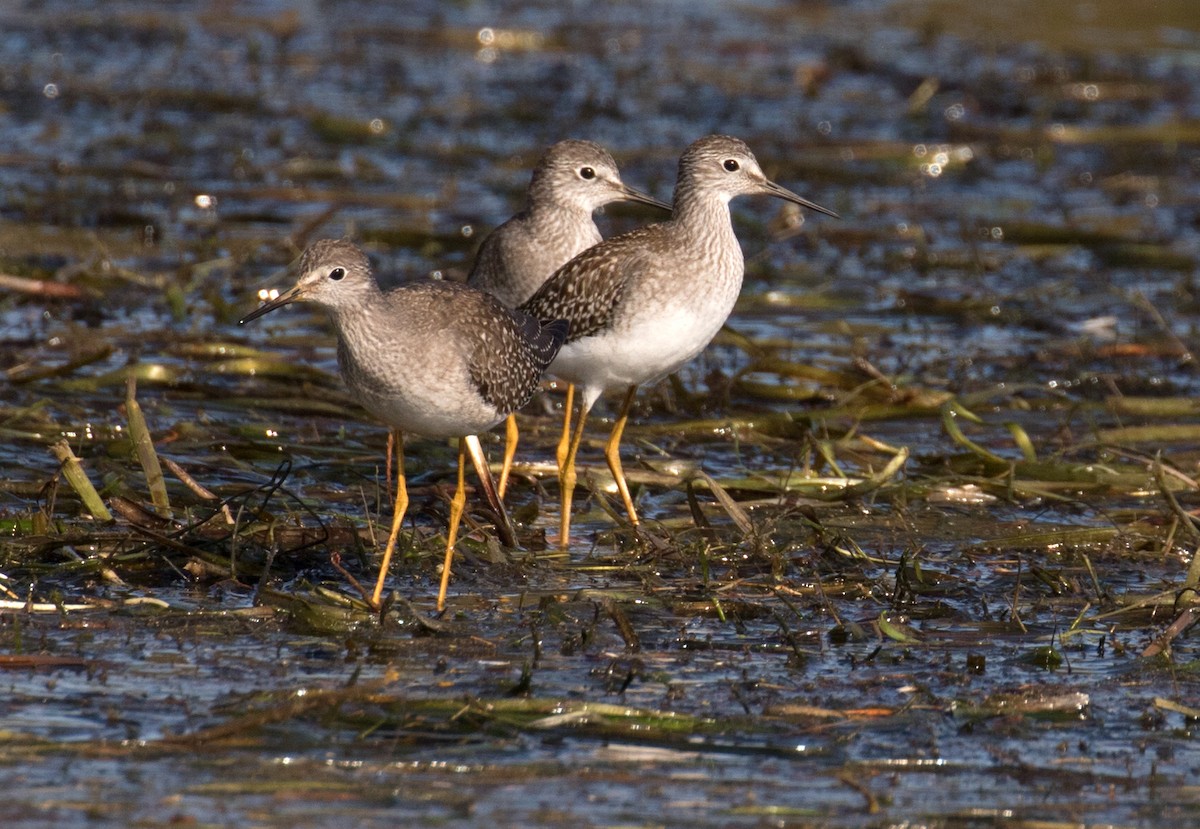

{"left": 465, "top": 293, "right": 569, "bottom": 415}
{"left": 511, "top": 307, "right": 569, "bottom": 368}
{"left": 512, "top": 305, "right": 545, "bottom": 347}
{"left": 518, "top": 228, "right": 656, "bottom": 343}
{"left": 536, "top": 319, "right": 570, "bottom": 363}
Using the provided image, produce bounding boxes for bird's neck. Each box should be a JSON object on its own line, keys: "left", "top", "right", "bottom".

{"left": 325, "top": 283, "right": 386, "bottom": 333}
{"left": 666, "top": 186, "right": 744, "bottom": 293}
{"left": 526, "top": 201, "right": 601, "bottom": 254}
{"left": 527, "top": 199, "right": 591, "bottom": 230}
{"left": 670, "top": 187, "right": 735, "bottom": 239}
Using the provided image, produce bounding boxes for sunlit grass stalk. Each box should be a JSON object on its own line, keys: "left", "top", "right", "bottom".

{"left": 697, "top": 471, "right": 754, "bottom": 535}
{"left": 49, "top": 439, "right": 112, "bottom": 521}
{"left": 1004, "top": 422, "right": 1038, "bottom": 462}
{"left": 126, "top": 375, "right": 171, "bottom": 517}
{"left": 813, "top": 438, "right": 847, "bottom": 477}
{"left": 840, "top": 447, "right": 908, "bottom": 498}
{"left": 1059, "top": 601, "right": 1095, "bottom": 642}
{"left": 878, "top": 611, "right": 920, "bottom": 643}
{"left": 1152, "top": 452, "right": 1200, "bottom": 545}
{"left": 1081, "top": 553, "right": 1106, "bottom": 601}
{"left": 941, "top": 400, "right": 1008, "bottom": 466}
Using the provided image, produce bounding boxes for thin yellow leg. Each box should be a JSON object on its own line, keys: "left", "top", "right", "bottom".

{"left": 497, "top": 414, "right": 518, "bottom": 501}
{"left": 605, "top": 385, "right": 640, "bottom": 526}
{"left": 372, "top": 429, "right": 408, "bottom": 608}
{"left": 437, "top": 438, "right": 469, "bottom": 612}
{"left": 555, "top": 383, "right": 576, "bottom": 475}
{"left": 559, "top": 394, "right": 592, "bottom": 551}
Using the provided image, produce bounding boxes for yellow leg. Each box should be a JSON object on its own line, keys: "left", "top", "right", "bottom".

{"left": 372, "top": 429, "right": 408, "bottom": 608}
{"left": 497, "top": 414, "right": 518, "bottom": 501}
{"left": 558, "top": 393, "right": 592, "bottom": 551}
{"left": 437, "top": 438, "right": 469, "bottom": 612}
{"left": 555, "top": 383, "right": 576, "bottom": 475}
{"left": 605, "top": 385, "right": 640, "bottom": 527}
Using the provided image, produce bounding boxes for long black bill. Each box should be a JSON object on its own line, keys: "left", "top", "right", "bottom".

{"left": 762, "top": 178, "right": 840, "bottom": 219}
{"left": 618, "top": 184, "right": 673, "bottom": 212}
{"left": 239, "top": 285, "right": 303, "bottom": 324}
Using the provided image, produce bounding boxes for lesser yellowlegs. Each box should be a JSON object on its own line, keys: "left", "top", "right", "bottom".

{"left": 519, "top": 135, "right": 837, "bottom": 548}
{"left": 241, "top": 239, "right": 568, "bottom": 610}
{"left": 466, "top": 139, "right": 669, "bottom": 498}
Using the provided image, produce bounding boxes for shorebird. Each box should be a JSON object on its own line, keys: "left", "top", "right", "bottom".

{"left": 519, "top": 135, "right": 837, "bottom": 548}
{"left": 241, "top": 239, "right": 568, "bottom": 610}
{"left": 467, "top": 139, "right": 669, "bottom": 498}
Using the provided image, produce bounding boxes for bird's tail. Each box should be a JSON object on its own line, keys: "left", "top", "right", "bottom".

{"left": 536, "top": 319, "right": 570, "bottom": 367}
{"left": 514, "top": 307, "right": 569, "bottom": 370}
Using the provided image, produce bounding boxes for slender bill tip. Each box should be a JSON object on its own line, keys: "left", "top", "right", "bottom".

{"left": 622, "top": 186, "right": 673, "bottom": 212}
{"left": 238, "top": 287, "right": 293, "bottom": 325}
{"left": 807, "top": 200, "right": 840, "bottom": 220}
{"left": 787, "top": 190, "right": 840, "bottom": 220}
{"left": 764, "top": 179, "right": 840, "bottom": 219}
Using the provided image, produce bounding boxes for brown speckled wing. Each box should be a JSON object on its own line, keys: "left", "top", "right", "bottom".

{"left": 467, "top": 297, "right": 569, "bottom": 415}
{"left": 518, "top": 228, "right": 655, "bottom": 344}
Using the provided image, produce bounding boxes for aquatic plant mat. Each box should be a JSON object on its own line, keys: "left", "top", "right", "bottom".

{"left": 1, "top": 1, "right": 1198, "bottom": 826}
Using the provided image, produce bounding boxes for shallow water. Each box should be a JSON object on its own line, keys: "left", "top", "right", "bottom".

{"left": 2, "top": 0, "right": 1199, "bottom": 826}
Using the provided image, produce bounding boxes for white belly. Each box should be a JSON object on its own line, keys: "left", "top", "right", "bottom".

{"left": 549, "top": 303, "right": 726, "bottom": 394}
{"left": 354, "top": 381, "right": 503, "bottom": 439}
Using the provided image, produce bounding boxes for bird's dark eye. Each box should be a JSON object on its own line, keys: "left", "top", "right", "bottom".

{"left": 579, "top": 166, "right": 596, "bottom": 180}
{"left": 723, "top": 159, "right": 740, "bottom": 172}
{"left": 329, "top": 267, "right": 345, "bottom": 281}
